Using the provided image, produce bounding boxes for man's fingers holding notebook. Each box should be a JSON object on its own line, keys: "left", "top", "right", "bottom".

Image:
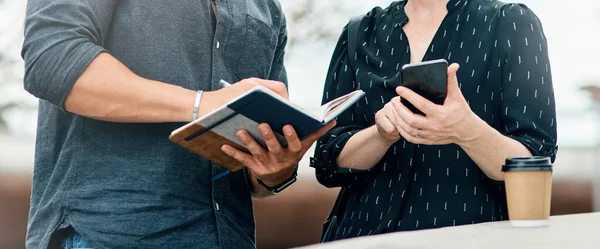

{"left": 221, "top": 144, "right": 256, "bottom": 168}
{"left": 224, "top": 125, "right": 296, "bottom": 186}
{"left": 243, "top": 78, "right": 289, "bottom": 99}
{"left": 236, "top": 130, "right": 270, "bottom": 165}
{"left": 283, "top": 125, "right": 302, "bottom": 154}
{"left": 259, "top": 124, "right": 287, "bottom": 162}
{"left": 222, "top": 121, "right": 336, "bottom": 186}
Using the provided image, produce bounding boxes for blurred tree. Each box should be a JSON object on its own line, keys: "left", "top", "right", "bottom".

{"left": 284, "top": 0, "right": 344, "bottom": 48}
{"left": 0, "top": 48, "right": 22, "bottom": 132}
{"left": 283, "top": 0, "right": 392, "bottom": 49}
{"left": 0, "top": 0, "right": 32, "bottom": 134}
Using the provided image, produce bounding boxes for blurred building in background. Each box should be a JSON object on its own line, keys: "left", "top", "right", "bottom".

{"left": 1, "top": 0, "right": 600, "bottom": 249}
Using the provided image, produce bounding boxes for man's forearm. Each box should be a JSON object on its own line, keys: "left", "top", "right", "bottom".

{"left": 65, "top": 52, "right": 198, "bottom": 123}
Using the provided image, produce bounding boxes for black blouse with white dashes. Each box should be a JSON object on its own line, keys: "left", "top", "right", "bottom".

{"left": 312, "top": 0, "right": 558, "bottom": 240}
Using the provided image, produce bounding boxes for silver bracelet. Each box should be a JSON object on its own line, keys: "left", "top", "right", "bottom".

{"left": 192, "top": 90, "right": 203, "bottom": 121}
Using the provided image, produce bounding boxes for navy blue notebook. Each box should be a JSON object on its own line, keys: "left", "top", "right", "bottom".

{"left": 170, "top": 86, "right": 365, "bottom": 172}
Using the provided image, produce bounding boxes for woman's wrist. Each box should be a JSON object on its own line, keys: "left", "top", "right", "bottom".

{"left": 455, "top": 112, "right": 493, "bottom": 148}
{"left": 371, "top": 125, "right": 399, "bottom": 148}
{"left": 336, "top": 126, "right": 396, "bottom": 170}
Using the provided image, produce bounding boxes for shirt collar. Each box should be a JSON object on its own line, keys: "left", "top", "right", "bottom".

{"left": 392, "top": 0, "right": 468, "bottom": 24}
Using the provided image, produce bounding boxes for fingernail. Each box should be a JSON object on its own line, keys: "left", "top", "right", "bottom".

{"left": 260, "top": 126, "right": 269, "bottom": 135}
{"left": 222, "top": 146, "right": 231, "bottom": 154}
{"left": 284, "top": 126, "right": 293, "bottom": 136}
{"left": 238, "top": 132, "right": 248, "bottom": 142}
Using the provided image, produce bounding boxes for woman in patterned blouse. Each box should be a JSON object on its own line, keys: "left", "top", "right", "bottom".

{"left": 312, "top": 0, "right": 558, "bottom": 241}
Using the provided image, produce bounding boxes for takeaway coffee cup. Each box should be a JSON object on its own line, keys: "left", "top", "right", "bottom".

{"left": 502, "top": 156, "right": 553, "bottom": 227}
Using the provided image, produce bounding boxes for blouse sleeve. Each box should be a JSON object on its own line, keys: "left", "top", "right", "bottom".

{"left": 498, "top": 4, "right": 558, "bottom": 162}
{"left": 310, "top": 25, "right": 375, "bottom": 188}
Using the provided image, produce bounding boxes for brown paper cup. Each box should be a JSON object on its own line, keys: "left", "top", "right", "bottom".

{"left": 503, "top": 156, "right": 553, "bottom": 227}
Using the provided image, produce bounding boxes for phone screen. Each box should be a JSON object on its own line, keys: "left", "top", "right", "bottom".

{"left": 400, "top": 59, "right": 448, "bottom": 115}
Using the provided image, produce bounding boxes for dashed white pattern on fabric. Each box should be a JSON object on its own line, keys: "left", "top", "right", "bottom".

{"left": 313, "top": 0, "right": 558, "bottom": 241}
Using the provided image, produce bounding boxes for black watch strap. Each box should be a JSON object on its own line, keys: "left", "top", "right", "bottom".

{"left": 257, "top": 171, "right": 298, "bottom": 194}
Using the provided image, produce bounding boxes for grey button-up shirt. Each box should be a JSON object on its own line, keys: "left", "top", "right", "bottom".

{"left": 22, "top": 1, "right": 287, "bottom": 248}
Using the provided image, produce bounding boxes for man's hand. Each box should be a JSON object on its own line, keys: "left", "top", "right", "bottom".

{"left": 199, "top": 78, "right": 288, "bottom": 119}
{"left": 221, "top": 121, "right": 336, "bottom": 193}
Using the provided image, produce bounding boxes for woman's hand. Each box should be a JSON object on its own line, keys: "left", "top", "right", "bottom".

{"left": 391, "top": 63, "right": 480, "bottom": 146}
{"left": 374, "top": 101, "right": 404, "bottom": 145}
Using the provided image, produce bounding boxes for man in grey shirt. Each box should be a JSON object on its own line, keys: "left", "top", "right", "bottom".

{"left": 22, "top": 0, "right": 334, "bottom": 248}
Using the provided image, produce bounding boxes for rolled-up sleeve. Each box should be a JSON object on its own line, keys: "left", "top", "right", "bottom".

{"left": 22, "top": 0, "right": 116, "bottom": 111}
{"left": 311, "top": 25, "right": 374, "bottom": 188}
{"left": 498, "top": 4, "right": 558, "bottom": 162}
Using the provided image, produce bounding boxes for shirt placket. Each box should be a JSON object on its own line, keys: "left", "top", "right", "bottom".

{"left": 210, "top": 0, "right": 232, "bottom": 91}
{"left": 210, "top": 0, "right": 233, "bottom": 248}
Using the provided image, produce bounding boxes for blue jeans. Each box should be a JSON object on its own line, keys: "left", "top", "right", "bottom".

{"left": 62, "top": 230, "right": 93, "bottom": 249}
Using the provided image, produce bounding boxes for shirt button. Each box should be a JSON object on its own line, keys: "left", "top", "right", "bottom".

{"left": 215, "top": 202, "right": 220, "bottom": 211}
{"left": 216, "top": 41, "right": 220, "bottom": 49}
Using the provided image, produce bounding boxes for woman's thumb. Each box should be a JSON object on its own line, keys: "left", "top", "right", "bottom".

{"left": 447, "top": 63, "right": 461, "bottom": 95}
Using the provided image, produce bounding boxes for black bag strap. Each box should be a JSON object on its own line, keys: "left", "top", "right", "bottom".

{"left": 328, "top": 187, "right": 347, "bottom": 223}
{"left": 319, "top": 187, "right": 347, "bottom": 243}
{"left": 313, "top": 158, "right": 349, "bottom": 241}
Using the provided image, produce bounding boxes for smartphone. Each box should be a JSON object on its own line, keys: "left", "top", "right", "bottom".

{"left": 400, "top": 59, "right": 448, "bottom": 115}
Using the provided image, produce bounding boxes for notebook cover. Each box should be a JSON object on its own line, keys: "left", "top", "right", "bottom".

{"left": 227, "top": 90, "right": 326, "bottom": 140}
{"left": 169, "top": 86, "right": 362, "bottom": 171}
{"left": 169, "top": 122, "right": 247, "bottom": 172}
